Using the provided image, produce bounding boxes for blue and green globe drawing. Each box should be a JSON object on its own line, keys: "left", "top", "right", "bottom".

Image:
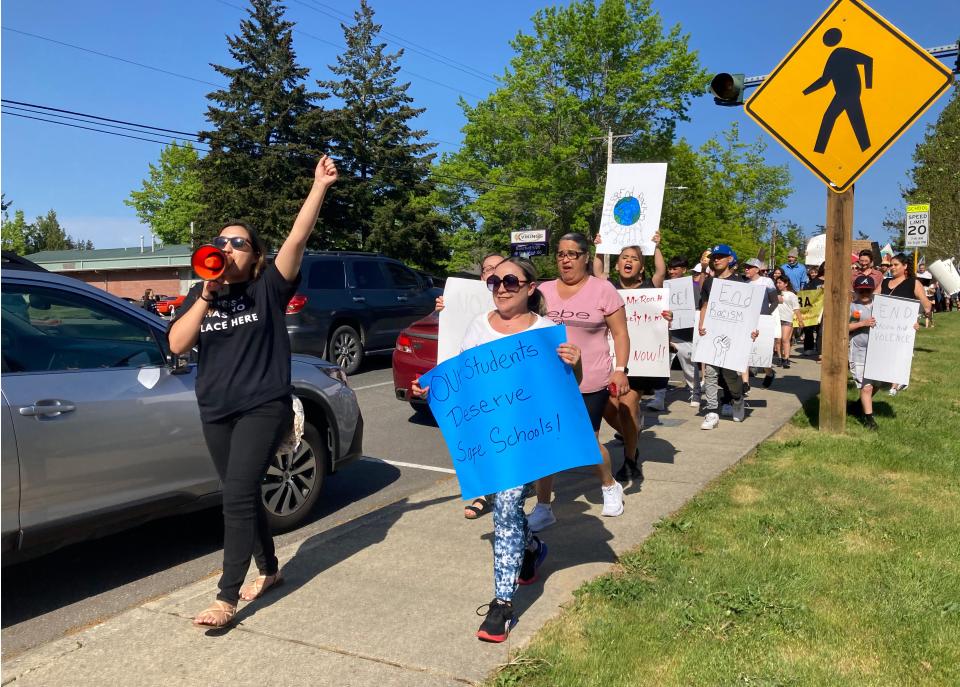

{"left": 613, "top": 196, "right": 641, "bottom": 225}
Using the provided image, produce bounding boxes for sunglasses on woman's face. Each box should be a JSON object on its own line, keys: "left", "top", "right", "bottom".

{"left": 213, "top": 236, "right": 252, "bottom": 251}
{"left": 486, "top": 274, "right": 530, "bottom": 293}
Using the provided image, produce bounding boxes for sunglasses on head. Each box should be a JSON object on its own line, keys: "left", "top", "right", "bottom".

{"left": 213, "top": 236, "right": 252, "bottom": 251}
{"left": 486, "top": 274, "right": 530, "bottom": 293}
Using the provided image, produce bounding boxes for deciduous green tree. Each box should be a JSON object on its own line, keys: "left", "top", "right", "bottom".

{"left": 126, "top": 142, "right": 206, "bottom": 245}
{"left": 319, "top": 0, "right": 443, "bottom": 269}
{"left": 1, "top": 209, "right": 30, "bottom": 254}
{"left": 434, "top": 0, "right": 707, "bottom": 267}
{"left": 198, "top": 0, "right": 325, "bottom": 248}
{"left": 902, "top": 86, "right": 959, "bottom": 261}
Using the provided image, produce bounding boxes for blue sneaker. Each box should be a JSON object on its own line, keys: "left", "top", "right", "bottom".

{"left": 518, "top": 537, "right": 548, "bottom": 585}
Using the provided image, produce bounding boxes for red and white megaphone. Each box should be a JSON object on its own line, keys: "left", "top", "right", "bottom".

{"left": 191, "top": 244, "right": 227, "bottom": 281}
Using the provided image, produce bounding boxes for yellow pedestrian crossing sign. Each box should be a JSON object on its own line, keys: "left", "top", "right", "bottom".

{"left": 744, "top": 0, "right": 953, "bottom": 193}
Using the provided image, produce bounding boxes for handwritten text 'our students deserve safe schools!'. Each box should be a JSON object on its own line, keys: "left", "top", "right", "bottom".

{"left": 420, "top": 324, "right": 601, "bottom": 500}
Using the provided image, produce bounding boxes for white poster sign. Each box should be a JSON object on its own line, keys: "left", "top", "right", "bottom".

{"left": 805, "top": 233, "right": 826, "bottom": 267}
{"left": 748, "top": 314, "right": 779, "bottom": 369}
{"left": 929, "top": 258, "right": 960, "bottom": 296}
{"left": 904, "top": 203, "right": 930, "bottom": 248}
{"left": 863, "top": 295, "right": 920, "bottom": 386}
{"left": 596, "top": 163, "right": 668, "bottom": 256}
{"left": 619, "top": 289, "right": 670, "bottom": 377}
{"left": 437, "top": 278, "right": 493, "bottom": 363}
{"left": 693, "top": 280, "right": 765, "bottom": 373}
{"left": 665, "top": 277, "right": 697, "bottom": 330}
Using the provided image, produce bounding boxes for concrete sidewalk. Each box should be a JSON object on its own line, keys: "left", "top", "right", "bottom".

{"left": 3, "top": 359, "right": 821, "bottom": 687}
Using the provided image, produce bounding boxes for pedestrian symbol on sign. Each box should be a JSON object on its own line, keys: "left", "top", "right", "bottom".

{"left": 802, "top": 28, "right": 873, "bottom": 154}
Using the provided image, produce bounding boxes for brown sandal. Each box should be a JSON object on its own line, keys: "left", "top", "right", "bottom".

{"left": 239, "top": 571, "right": 284, "bottom": 601}
{"left": 193, "top": 600, "right": 237, "bottom": 627}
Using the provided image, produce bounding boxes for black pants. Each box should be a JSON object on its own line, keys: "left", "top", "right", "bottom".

{"left": 201, "top": 397, "right": 293, "bottom": 605}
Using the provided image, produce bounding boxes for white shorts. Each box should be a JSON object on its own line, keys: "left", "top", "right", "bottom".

{"left": 848, "top": 361, "right": 880, "bottom": 390}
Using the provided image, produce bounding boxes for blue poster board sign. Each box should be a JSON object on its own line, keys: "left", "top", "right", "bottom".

{"left": 420, "top": 325, "right": 601, "bottom": 500}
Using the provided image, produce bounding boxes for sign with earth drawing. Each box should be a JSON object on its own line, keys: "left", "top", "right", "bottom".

{"left": 596, "top": 163, "right": 668, "bottom": 256}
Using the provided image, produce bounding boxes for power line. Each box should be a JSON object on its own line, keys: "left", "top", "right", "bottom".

{"left": 292, "top": 0, "right": 498, "bottom": 85}
{"left": 2, "top": 111, "right": 208, "bottom": 149}
{"left": 1, "top": 26, "right": 222, "bottom": 88}
{"left": 2, "top": 99, "right": 202, "bottom": 138}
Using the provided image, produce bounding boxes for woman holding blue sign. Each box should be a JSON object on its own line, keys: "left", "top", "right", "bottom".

{"left": 411, "top": 257, "right": 582, "bottom": 643}
{"left": 529, "top": 233, "right": 630, "bottom": 531}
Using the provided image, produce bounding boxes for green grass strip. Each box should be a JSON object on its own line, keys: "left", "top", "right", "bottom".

{"left": 491, "top": 313, "right": 960, "bottom": 687}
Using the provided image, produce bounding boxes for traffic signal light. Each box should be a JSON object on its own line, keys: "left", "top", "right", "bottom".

{"left": 709, "top": 73, "right": 746, "bottom": 106}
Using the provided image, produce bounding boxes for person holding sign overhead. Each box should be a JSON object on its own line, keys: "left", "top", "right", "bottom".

{"left": 529, "top": 233, "right": 630, "bottom": 531}
{"left": 605, "top": 238, "right": 671, "bottom": 484}
{"left": 411, "top": 257, "right": 582, "bottom": 643}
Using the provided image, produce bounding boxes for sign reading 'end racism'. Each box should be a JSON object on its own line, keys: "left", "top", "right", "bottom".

{"left": 420, "top": 325, "right": 601, "bottom": 500}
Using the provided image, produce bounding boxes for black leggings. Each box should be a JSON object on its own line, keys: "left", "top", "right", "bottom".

{"left": 201, "top": 397, "right": 293, "bottom": 605}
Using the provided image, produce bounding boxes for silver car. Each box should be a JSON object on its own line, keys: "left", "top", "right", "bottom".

{"left": 1, "top": 254, "right": 363, "bottom": 563}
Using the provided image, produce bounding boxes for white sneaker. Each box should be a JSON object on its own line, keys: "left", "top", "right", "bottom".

{"left": 527, "top": 503, "right": 556, "bottom": 532}
{"left": 888, "top": 387, "right": 898, "bottom": 397}
{"left": 601, "top": 481, "right": 624, "bottom": 517}
{"left": 689, "top": 397, "right": 701, "bottom": 408}
{"left": 732, "top": 398, "right": 746, "bottom": 423}
{"left": 700, "top": 412, "right": 719, "bottom": 430}
{"left": 721, "top": 403, "right": 733, "bottom": 418}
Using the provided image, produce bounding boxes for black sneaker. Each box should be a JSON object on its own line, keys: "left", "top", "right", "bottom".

{"left": 762, "top": 369, "right": 776, "bottom": 388}
{"left": 476, "top": 599, "right": 515, "bottom": 642}
{"left": 518, "top": 537, "right": 548, "bottom": 586}
{"left": 614, "top": 450, "right": 644, "bottom": 484}
{"left": 743, "top": 382, "right": 751, "bottom": 397}
{"left": 863, "top": 414, "right": 878, "bottom": 431}
{"left": 782, "top": 359, "right": 792, "bottom": 369}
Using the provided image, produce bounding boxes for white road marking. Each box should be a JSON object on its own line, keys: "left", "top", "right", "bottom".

{"left": 351, "top": 380, "right": 394, "bottom": 391}
{"left": 360, "top": 457, "right": 456, "bottom": 474}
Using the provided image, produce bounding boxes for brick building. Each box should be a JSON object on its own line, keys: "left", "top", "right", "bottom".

{"left": 25, "top": 245, "right": 196, "bottom": 300}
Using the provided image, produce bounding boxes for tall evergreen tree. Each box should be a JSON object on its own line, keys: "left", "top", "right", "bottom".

{"left": 319, "top": 0, "right": 444, "bottom": 269}
{"left": 198, "top": 0, "right": 326, "bottom": 248}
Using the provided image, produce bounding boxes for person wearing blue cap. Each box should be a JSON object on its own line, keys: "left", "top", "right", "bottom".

{"left": 697, "top": 245, "right": 756, "bottom": 429}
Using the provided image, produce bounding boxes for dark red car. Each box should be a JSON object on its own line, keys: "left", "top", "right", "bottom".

{"left": 155, "top": 294, "right": 186, "bottom": 316}
{"left": 392, "top": 311, "right": 438, "bottom": 413}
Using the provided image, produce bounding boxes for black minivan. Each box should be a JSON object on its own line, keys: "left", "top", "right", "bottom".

{"left": 285, "top": 252, "right": 441, "bottom": 374}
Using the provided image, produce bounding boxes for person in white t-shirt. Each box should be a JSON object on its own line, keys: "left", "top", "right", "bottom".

{"left": 412, "top": 257, "right": 582, "bottom": 643}
{"left": 775, "top": 274, "right": 803, "bottom": 368}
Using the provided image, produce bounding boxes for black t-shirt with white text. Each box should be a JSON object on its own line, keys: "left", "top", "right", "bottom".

{"left": 171, "top": 264, "right": 300, "bottom": 423}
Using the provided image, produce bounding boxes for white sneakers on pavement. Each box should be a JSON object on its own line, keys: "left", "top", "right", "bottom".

{"left": 601, "top": 481, "right": 624, "bottom": 517}
{"left": 527, "top": 503, "right": 556, "bottom": 532}
{"left": 700, "top": 412, "right": 720, "bottom": 430}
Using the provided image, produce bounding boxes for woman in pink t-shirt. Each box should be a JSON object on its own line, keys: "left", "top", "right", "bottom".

{"left": 528, "top": 233, "right": 630, "bottom": 531}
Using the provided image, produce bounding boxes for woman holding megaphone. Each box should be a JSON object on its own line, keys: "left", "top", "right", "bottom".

{"left": 169, "top": 156, "right": 338, "bottom": 628}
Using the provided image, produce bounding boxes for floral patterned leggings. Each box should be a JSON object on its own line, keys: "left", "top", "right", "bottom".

{"left": 493, "top": 483, "right": 536, "bottom": 601}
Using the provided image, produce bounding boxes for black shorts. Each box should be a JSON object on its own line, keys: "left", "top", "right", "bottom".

{"left": 629, "top": 376, "right": 668, "bottom": 394}
{"left": 581, "top": 389, "right": 610, "bottom": 432}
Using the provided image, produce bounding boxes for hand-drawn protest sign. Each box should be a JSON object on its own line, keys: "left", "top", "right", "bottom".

{"left": 421, "top": 325, "right": 601, "bottom": 500}
{"left": 693, "top": 280, "right": 764, "bottom": 373}
{"left": 596, "top": 163, "right": 667, "bottom": 256}
{"left": 618, "top": 289, "right": 670, "bottom": 377}
{"left": 748, "top": 314, "right": 779, "bottom": 368}
{"left": 862, "top": 294, "right": 920, "bottom": 385}
{"left": 665, "top": 277, "right": 697, "bottom": 330}
{"left": 437, "top": 277, "right": 493, "bottom": 363}
{"left": 793, "top": 289, "right": 825, "bottom": 327}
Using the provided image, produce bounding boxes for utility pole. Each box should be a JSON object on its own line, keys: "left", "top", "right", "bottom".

{"left": 819, "top": 187, "right": 854, "bottom": 433}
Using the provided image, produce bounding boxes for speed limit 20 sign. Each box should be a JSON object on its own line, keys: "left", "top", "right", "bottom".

{"left": 905, "top": 203, "right": 930, "bottom": 248}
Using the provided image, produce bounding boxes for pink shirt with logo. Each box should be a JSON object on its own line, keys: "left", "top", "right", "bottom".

{"left": 539, "top": 276, "right": 625, "bottom": 393}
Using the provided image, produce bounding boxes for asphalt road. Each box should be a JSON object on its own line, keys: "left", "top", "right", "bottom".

{"left": 0, "top": 353, "right": 454, "bottom": 660}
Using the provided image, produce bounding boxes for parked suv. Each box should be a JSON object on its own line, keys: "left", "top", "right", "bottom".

{"left": 284, "top": 252, "right": 441, "bottom": 374}
{"left": 1, "top": 253, "right": 363, "bottom": 563}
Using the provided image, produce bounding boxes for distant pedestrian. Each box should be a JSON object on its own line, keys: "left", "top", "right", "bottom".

{"left": 849, "top": 275, "right": 884, "bottom": 430}
{"left": 780, "top": 248, "right": 808, "bottom": 292}
{"left": 775, "top": 274, "right": 802, "bottom": 369}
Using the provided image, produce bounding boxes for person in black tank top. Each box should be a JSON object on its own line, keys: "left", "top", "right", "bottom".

{"left": 878, "top": 253, "right": 932, "bottom": 396}
{"left": 169, "top": 156, "right": 339, "bottom": 628}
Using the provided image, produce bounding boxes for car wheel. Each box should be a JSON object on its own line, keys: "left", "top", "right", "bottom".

{"left": 328, "top": 325, "right": 363, "bottom": 375}
{"left": 262, "top": 420, "right": 327, "bottom": 532}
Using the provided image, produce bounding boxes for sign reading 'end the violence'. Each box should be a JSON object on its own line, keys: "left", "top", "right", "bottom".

{"left": 420, "top": 325, "right": 601, "bottom": 500}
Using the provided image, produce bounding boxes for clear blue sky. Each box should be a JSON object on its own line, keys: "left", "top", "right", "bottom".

{"left": 2, "top": 0, "right": 957, "bottom": 250}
